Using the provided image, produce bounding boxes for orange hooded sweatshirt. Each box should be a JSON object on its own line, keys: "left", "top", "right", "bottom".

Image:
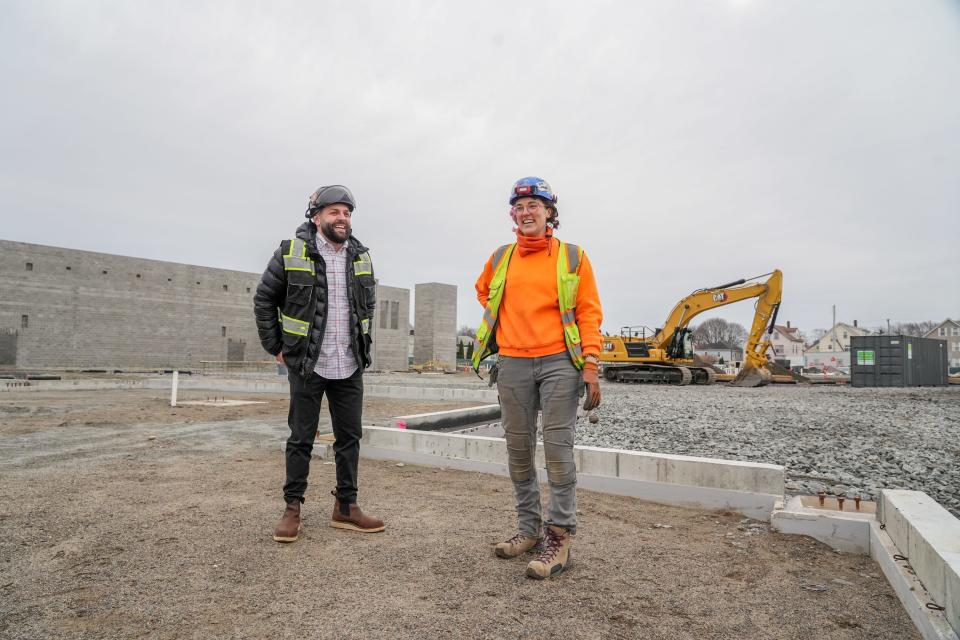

{"left": 475, "top": 237, "right": 603, "bottom": 359}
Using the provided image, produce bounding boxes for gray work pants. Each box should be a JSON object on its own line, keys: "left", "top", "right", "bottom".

{"left": 497, "top": 353, "right": 580, "bottom": 537}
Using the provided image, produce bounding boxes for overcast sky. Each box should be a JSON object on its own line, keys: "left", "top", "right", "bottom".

{"left": 3, "top": 1, "right": 958, "bottom": 337}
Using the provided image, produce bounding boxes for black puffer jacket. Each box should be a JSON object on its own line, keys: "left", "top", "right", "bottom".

{"left": 253, "top": 221, "right": 375, "bottom": 375}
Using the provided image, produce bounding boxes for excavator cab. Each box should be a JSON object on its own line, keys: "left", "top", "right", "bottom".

{"left": 666, "top": 328, "right": 695, "bottom": 360}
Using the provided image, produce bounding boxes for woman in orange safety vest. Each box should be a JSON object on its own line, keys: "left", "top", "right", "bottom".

{"left": 474, "top": 176, "right": 603, "bottom": 579}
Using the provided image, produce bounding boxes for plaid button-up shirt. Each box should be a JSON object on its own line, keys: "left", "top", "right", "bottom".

{"left": 313, "top": 234, "right": 358, "bottom": 379}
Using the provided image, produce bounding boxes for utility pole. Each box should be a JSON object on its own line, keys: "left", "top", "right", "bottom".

{"left": 832, "top": 305, "right": 837, "bottom": 351}
{"left": 886, "top": 318, "right": 891, "bottom": 335}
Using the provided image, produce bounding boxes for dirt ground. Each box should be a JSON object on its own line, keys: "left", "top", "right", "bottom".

{"left": 0, "top": 388, "right": 920, "bottom": 639}
{"left": 0, "top": 388, "right": 481, "bottom": 437}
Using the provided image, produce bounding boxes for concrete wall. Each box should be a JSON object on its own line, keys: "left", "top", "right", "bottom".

{"left": 877, "top": 490, "right": 960, "bottom": 637}
{"left": 357, "top": 426, "right": 785, "bottom": 520}
{"left": 371, "top": 284, "right": 410, "bottom": 371}
{"left": 0, "top": 328, "right": 16, "bottom": 365}
{"left": 0, "top": 240, "right": 264, "bottom": 368}
{"left": 413, "top": 282, "right": 457, "bottom": 371}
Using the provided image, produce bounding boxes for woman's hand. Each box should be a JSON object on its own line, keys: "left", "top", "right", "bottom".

{"left": 582, "top": 362, "right": 601, "bottom": 410}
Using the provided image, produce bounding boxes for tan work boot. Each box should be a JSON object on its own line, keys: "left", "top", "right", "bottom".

{"left": 330, "top": 491, "right": 385, "bottom": 533}
{"left": 494, "top": 532, "right": 543, "bottom": 559}
{"left": 526, "top": 525, "right": 572, "bottom": 579}
{"left": 272, "top": 501, "right": 301, "bottom": 543}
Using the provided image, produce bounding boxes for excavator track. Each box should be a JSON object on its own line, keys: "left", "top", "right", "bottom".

{"left": 691, "top": 367, "right": 717, "bottom": 385}
{"left": 603, "top": 363, "right": 697, "bottom": 385}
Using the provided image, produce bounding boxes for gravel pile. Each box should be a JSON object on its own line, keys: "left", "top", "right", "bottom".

{"left": 577, "top": 383, "right": 960, "bottom": 517}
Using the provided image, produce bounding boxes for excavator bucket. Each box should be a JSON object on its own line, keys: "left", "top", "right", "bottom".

{"left": 730, "top": 363, "right": 772, "bottom": 387}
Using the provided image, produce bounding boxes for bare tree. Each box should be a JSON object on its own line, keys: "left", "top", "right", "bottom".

{"left": 458, "top": 325, "right": 477, "bottom": 338}
{"left": 890, "top": 320, "right": 939, "bottom": 337}
{"left": 691, "top": 318, "right": 748, "bottom": 347}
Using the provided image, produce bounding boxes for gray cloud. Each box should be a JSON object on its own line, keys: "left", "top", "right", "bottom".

{"left": 3, "top": 1, "right": 958, "bottom": 337}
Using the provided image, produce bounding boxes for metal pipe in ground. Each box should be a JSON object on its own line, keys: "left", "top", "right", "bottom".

{"left": 170, "top": 370, "right": 179, "bottom": 407}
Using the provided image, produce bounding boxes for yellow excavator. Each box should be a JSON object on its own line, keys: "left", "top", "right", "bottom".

{"left": 600, "top": 270, "right": 783, "bottom": 387}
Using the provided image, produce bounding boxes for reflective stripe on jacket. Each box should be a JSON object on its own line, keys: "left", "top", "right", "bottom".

{"left": 253, "top": 222, "right": 375, "bottom": 375}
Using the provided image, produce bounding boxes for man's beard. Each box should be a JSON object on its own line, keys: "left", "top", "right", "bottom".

{"left": 320, "top": 220, "right": 350, "bottom": 244}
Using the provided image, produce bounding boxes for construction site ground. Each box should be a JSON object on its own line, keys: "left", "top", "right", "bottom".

{"left": 1, "top": 385, "right": 921, "bottom": 639}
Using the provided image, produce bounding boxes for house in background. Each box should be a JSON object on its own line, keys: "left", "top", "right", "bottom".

{"left": 804, "top": 320, "right": 870, "bottom": 372}
{"left": 695, "top": 342, "right": 743, "bottom": 365}
{"left": 768, "top": 322, "right": 805, "bottom": 368}
{"left": 807, "top": 320, "right": 870, "bottom": 352}
{"left": 924, "top": 318, "right": 960, "bottom": 371}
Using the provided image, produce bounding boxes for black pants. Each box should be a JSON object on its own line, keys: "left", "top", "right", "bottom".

{"left": 284, "top": 367, "right": 363, "bottom": 505}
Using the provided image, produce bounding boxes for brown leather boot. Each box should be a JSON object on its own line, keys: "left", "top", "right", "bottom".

{"left": 494, "top": 532, "right": 543, "bottom": 559}
{"left": 272, "top": 501, "right": 301, "bottom": 543}
{"left": 330, "top": 491, "right": 385, "bottom": 533}
{"left": 526, "top": 525, "right": 572, "bottom": 579}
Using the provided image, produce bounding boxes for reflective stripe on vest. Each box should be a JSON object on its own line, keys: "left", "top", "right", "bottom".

{"left": 471, "top": 244, "right": 515, "bottom": 369}
{"left": 283, "top": 238, "right": 315, "bottom": 274}
{"left": 280, "top": 312, "right": 309, "bottom": 336}
{"left": 353, "top": 251, "right": 373, "bottom": 277}
{"left": 281, "top": 239, "right": 313, "bottom": 337}
{"left": 557, "top": 242, "right": 584, "bottom": 368}
{"left": 472, "top": 241, "right": 584, "bottom": 371}
{"left": 361, "top": 317, "right": 370, "bottom": 335}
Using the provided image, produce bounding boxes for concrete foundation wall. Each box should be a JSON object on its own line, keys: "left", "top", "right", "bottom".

{"left": 770, "top": 496, "right": 873, "bottom": 554}
{"left": 413, "top": 282, "right": 456, "bottom": 371}
{"left": 0, "top": 240, "right": 265, "bottom": 368}
{"left": 371, "top": 284, "right": 410, "bottom": 371}
{"left": 878, "top": 490, "right": 960, "bottom": 636}
{"left": 359, "top": 426, "right": 785, "bottom": 520}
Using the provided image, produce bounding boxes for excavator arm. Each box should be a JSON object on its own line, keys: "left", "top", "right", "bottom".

{"left": 652, "top": 270, "right": 783, "bottom": 387}
{"left": 734, "top": 271, "right": 782, "bottom": 386}
{"left": 652, "top": 274, "right": 778, "bottom": 348}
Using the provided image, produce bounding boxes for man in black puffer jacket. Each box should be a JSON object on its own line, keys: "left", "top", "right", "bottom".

{"left": 254, "top": 185, "right": 384, "bottom": 543}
